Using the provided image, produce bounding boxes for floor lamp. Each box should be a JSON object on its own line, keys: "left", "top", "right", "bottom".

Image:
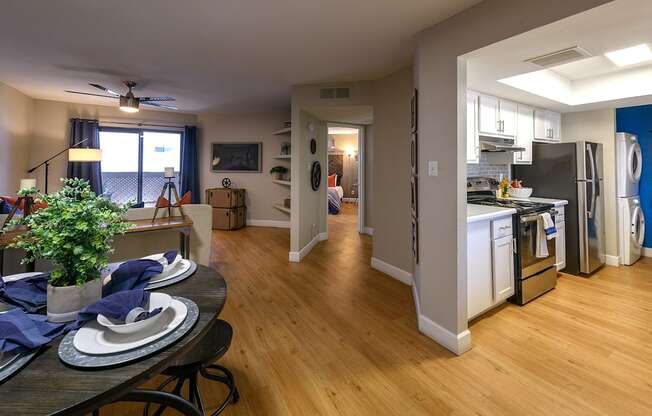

{"left": 27, "top": 138, "right": 102, "bottom": 193}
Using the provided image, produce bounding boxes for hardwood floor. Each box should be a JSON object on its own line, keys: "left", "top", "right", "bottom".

{"left": 110, "top": 204, "right": 652, "bottom": 415}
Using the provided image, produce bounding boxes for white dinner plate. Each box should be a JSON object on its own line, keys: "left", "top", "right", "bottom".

{"left": 1, "top": 272, "right": 43, "bottom": 283}
{"left": 141, "top": 253, "right": 190, "bottom": 283}
{"left": 73, "top": 298, "right": 188, "bottom": 355}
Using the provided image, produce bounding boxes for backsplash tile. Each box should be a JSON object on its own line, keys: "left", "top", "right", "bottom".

{"left": 467, "top": 153, "right": 510, "bottom": 180}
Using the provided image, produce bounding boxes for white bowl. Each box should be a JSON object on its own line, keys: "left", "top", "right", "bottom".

{"left": 97, "top": 292, "right": 172, "bottom": 335}
{"left": 508, "top": 187, "right": 533, "bottom": 198}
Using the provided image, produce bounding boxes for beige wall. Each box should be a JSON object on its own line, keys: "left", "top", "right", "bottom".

{"left": 197, "top": 112, "right": 292, "bottom": 224}
{"left": 29, "top": 99, "right": 197, "bottom": 193}
{"left": 371, "top": 68, "right": 414, "bottom": 273}
{"left": 415, "top": 0, "right": 613, "bottom": 353}
{"left": 562, "top": 109, "right": 618, "bottom": 258}
{"left": 0, "top": 82, "right": 34, "bottom": 195}
{"left": 290, "top": 110, "right": 327, "bottom": 253}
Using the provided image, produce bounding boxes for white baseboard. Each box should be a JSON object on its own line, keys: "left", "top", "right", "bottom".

{"left": 370, "top": 257, "right": 413, "bottom": 286}
{"left": 363, "top": 227, "right": 374, "bottom": 236}
{"left": 642, "top": 247, "right": 652, "bottom": 258}
{"left": 417, "top": 313, "right": 472, "bottom": 356}
{"left": 605, "top": 255, "right": 620, "bottom": 266}
{"left": 289, "top": 233, "right": 325, "bottom": 262}
{"left": 247, "top": 219, "right": 290, "bottom": 228}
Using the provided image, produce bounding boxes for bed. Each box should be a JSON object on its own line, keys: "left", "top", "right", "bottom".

{"left": 328, "top": 185, "right": 343, "bottom": 214}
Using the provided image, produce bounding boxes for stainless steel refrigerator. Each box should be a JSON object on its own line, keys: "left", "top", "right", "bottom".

{"left": 513, "top": 141, "right": 606, "bottom": 275}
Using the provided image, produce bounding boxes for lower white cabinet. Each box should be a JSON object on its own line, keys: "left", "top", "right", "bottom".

{"left": 555, "top": 207, "right": 566, "bottom": 270}
{"left": 467, "top": 216, "right": 515, "bottom": 320}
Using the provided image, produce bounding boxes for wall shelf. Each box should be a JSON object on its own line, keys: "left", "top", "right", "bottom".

{"left": 272, "top": 179, "right": 291, "bottom": 186}
{"left": 272, "top": 127, "right": 292, "bottom": 135}
{"left": 273, "top": 204, "right": 291, "bottom": 215}
{"left": 273, "top": 155, "right": 292, "bottom": 159}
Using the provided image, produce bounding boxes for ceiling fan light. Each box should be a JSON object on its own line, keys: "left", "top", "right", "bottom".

{"left": 119, "top": 96, "right": 140, "bottom": 113}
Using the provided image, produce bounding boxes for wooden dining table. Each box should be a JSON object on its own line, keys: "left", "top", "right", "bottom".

{"left": 0, "top": 265, "right": 226, "bottom": 416}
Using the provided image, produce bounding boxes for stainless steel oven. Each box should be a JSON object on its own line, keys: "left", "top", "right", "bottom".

{"left": 514, "top": 207, "right": 560, "bottom": 304}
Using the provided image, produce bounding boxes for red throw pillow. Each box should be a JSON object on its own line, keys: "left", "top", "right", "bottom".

{"left": 328, "top": 174, "right": 337, "bottom": 187}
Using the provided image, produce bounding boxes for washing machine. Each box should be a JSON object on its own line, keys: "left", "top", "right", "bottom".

{"left": 616, "top": 132, "right": 642, "bottom": 198}
{"left": 618, "top": 196, "right": 645, "bottom": 265}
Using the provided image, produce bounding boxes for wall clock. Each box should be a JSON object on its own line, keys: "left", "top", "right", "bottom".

{"left": 222, "top": 177, "right": 232, "bottom": 188}
{"left": 311, "top": 161, "right": 321, "bottom": 191}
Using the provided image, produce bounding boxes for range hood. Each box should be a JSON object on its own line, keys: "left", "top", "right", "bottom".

{"left": 479, "top": 135, "right": 526, "bottom": 152}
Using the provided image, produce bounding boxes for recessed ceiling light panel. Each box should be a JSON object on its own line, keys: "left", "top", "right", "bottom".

{"left": 605, "top": 44, "right": 652, "bottom": 67}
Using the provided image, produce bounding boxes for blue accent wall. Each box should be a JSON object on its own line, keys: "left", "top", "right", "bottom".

{"left": 616, "top": 105, "right": 652, "bottom": 247}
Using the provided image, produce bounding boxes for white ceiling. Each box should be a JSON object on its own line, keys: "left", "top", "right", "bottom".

{"left": 466, "top": 0, "right": 652, "bottom": 113}
{"left": 0, "top": 0, "right": 481, "bottom": 113}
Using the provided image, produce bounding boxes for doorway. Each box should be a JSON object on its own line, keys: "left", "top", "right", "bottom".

{"left": 326, "top": 123, "right": 365, "bottom": 234}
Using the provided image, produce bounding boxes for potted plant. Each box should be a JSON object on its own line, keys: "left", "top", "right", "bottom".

{"left": 270, "top": 166, "right": 289, "bottom": 180}
{"left": 4, "top": 178, "right": 130, "bottom": 322}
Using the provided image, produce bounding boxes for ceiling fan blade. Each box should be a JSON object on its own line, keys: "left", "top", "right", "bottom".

{"left": 139, "top": 96, "right": 176, "bottom": 102}
{"left": 89, "top": 83, "right": 121, "bottom": 96}
{"left": 65, "top": 90, "right": 119, "bottom": 99}
{"left": 142, "top": 102, "right": 178, "bottom": 110}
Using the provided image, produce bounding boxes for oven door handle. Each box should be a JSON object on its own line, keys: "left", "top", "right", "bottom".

{"left": 520, "top": 209, "right": 557, "bottom": 223}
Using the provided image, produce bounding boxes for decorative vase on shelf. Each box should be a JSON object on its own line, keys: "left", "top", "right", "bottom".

{"left": 273, "top": 172, "right": 282, "bottom": 180}
{"left": 47, "top": 278, "right": 102, "bottom": 322}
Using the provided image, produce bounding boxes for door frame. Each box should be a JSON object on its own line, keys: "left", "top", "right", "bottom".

{"left": 325, "top": 122, "right": 366, "bottom": 234}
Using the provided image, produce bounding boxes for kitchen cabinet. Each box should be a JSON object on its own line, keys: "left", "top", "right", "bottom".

{"left": 467, "top": 220, "right": 493, "bottom": 319}
{"left": 478, "top": 94, "right": 517, "bottom": 137}
{"left": 555, "top": 207, "right": 566, "bottom": 270}
{"left": 466, "top": 92, "right": 479, "bottom": 164}
{"left": 534, "top": 109, "right": 562, "bottom": 142}
{"left": 514, "top": 104, "right": 534, "bottom": 165}
{"left": 467, "top": 215, "right": 515, "bottom": 320}
{"left": 493, "top": 235, "right": 515, "bottom": 302}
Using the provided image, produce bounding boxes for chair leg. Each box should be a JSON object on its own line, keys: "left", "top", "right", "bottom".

{"left": 199, "top": 364, "right": 239, "bottom": 415}
{"left": 189, "top": 372, "right": 205, "bottom": 414}
{"left": 144, "top": 376, "right": 186, "bottom": 416}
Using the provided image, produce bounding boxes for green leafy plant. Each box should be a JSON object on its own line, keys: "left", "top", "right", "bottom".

{"left": 3, "top": 178, "right": 130, "bottom": 287}
{"left": 17, "top": 186, "right": 39, "bottom": 197}
{"left": 269, "top": 166, "right": 288, "bottom": 174}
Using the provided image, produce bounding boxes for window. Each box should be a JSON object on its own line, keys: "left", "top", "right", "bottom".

{"left": 99, "top": 127, "right": 182, "bottom": 205}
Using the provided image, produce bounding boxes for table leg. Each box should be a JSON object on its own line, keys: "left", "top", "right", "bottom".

{"left": 179, "top": 232, "right": 190, "bottom": 260}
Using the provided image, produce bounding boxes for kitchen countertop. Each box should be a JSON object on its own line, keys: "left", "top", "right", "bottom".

{"left": 498, "top": 196, "right": 568, "bottom": 207}
{"left": 467, "top": 204, "right": 516, "bottom": 223}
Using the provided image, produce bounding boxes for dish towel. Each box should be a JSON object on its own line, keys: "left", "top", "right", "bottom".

{"left": 0, "top": 274, "right": 48, "bottom": 313}
{"left": 536, "top": 216, "right": 549, "bottom": 258}
{"left": 540, "top": 212, "right": 557, "bottom": 240}
{"left": 0, "top": 309, "right": 66, "bottom": 353}
{"left": 74, "top": 289, "right": 162, "bottom": 329}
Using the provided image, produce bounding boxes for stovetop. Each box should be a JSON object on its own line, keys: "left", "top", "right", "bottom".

{"left": 467, "top": 195, "right": 553, "bottom": 215}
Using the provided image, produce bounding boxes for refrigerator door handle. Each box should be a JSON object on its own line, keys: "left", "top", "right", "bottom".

{"left": 586, "top": 143, "right": 597, "bottom": 219}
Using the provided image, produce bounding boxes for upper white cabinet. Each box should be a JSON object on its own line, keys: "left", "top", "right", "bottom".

{"left": 466, "top": 92, "right": 480, "bottom": 164}
{"left": 514, "top": 104, "right": 534, "bottom": 165}
{"left": 534, "top": 109, "right": 562, "bottom": 142}
{"left": 478, "top": 94, "right": 517, "bottom": 137}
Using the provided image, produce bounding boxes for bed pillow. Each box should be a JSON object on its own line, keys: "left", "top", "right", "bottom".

{"left": 328, "top": 174, "right": 337, "bottom": 187}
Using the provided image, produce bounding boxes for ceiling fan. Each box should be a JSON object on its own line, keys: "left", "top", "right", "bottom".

{"left": 65, "top": 81, "right": 177, "bottom": 112}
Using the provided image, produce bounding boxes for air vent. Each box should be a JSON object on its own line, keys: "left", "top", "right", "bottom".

{"left": 319, "top": 87, "right": 350, "bottom": 99}
{"left": 525, "top": 46, "right": 591, "bottom": 68}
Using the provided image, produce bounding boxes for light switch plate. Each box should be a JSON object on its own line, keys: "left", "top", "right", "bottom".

{"left": 428, "top": 160, "right": 438, "bottom": 177}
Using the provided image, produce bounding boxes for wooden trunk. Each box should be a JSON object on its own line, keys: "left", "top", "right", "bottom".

{"left": 212, "top": 206, "right": 246, "bottom": 230}
{"left": 205, "top": 188, "right": 245, "bottom": 209}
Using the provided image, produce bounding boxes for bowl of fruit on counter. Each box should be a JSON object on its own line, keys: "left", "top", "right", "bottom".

{"left": 507, "top": 180, "right": 533, "bottom": 198}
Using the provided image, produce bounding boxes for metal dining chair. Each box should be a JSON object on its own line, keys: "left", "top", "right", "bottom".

{"left": 144, "top": 319, "right": 239, "bottom": 416}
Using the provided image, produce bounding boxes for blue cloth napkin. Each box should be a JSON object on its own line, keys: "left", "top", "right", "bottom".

{"left": 0, "top": 309, "right": 66, "bottom": 353}
{"left": 76, "top": 289, "right": 161, "bottom": 326}
{"left": 0, "top": 274, "right": 48, "bottom": 313}
{"left": 161, "top": 250, "right": 178, "bottom": 265}
{"left": 102, "top": 259, "right": 163, "bottom": 296}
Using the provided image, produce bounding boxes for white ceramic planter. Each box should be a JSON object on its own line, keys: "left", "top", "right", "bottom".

{"left": 47, "top": 278, "right": 102, "bottom": 323}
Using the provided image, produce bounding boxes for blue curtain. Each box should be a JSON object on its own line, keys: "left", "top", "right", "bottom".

{"left": 181, "top": 126, "right": 200, "bottom": 203}
{"left": 67, "top": 118, "right": 102, "bottom": 195}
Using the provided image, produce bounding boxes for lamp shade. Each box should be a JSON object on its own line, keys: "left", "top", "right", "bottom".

{"left": 68, "top": 148, "right": 102, "bottom": 162}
